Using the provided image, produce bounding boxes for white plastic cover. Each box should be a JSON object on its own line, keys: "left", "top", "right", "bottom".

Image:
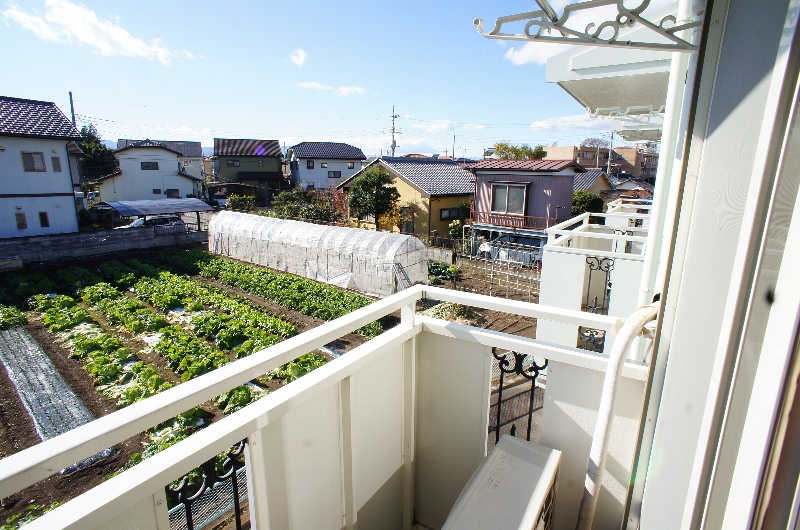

{"left": 208, "top": 211, "right": 428, "bottom": 298}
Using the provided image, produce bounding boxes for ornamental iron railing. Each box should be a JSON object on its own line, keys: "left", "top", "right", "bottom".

{"left": 489, "top": 348, "right": 547, "bottom": 445}
{"left": 580, "top": 257, "right": 614, "bottom": 352}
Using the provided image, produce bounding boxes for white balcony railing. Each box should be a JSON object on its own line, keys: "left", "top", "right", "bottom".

{"left": 0, "top": 285, "right": 653, "bottom": 530}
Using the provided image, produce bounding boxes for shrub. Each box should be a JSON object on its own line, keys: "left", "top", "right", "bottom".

{"left": 572, "top": 190, "right": 604, "bottom": 216}
{"left": 448, "top": 219, "right": 463, "bottom": 239}
{"left": 78, "top": 208, "right": 93, "bottom": 226}
{"left": 227, "top": 194, "right": 255, "bottom": 211}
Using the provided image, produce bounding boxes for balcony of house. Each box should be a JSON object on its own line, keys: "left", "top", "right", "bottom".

{"left": 470, "top": 210, "right": 560, "bottom": 231}
{"left": 540, "top": 203, "right": 651, "bottom": 357}
{"left": 0, "top": 285, "right": 654, "bottom": 530}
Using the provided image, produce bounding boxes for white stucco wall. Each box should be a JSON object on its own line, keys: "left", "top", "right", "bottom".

{"left": 0, "top": 135, "right": 78, "bottom": 238}
{"left": 290, "top": 158, "right": 362, "bottom": 189}
{"left": 179, "top": 157, "right": 204, "bottom": 179}
{"left": 99, "top": 147, "right": 200, "bottom": 202}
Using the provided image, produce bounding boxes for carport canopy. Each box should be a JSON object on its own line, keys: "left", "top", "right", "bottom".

{"left": 96, "top": 198, "right": 214, "bottom": 217}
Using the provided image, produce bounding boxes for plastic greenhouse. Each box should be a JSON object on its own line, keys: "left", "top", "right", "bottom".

{"left": 208, "top": 211, "right": 428, "bottom": 298}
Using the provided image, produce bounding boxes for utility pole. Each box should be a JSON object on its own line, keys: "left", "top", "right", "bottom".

{"left": 390, "top": 106, "right": 400, "bottom": 156}
{"left": 453, "top": 135, "right": 456, "bottom": 159}
{"left": 606, "top": 131, "right": 614, "bottom": 175}
{"left": 69, "top": 91, "right": 76, "bottom": 127}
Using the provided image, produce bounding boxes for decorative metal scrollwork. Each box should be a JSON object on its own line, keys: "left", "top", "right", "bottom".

{"left": 579, "top": 327, "right": 606, "bottom": 352}
{"left": 474, "top": 0, "right": 702, "bottom": 52}
{"left": 166, "top": 439, "right": 248, "bottom": 530}
{"left": 585, "top": 257, "right": 614, "bottom": 315}
{"left": 491, "top": 349, "right": 547, "bottom": 443}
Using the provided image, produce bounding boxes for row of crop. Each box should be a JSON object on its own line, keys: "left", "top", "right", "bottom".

{"left": 171, "top": 250, "right": 383, "bottom": 336}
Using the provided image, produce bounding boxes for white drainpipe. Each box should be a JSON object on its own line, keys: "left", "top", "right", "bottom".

{"left": 575, "top": 305, "right": 658, "bottom": 530}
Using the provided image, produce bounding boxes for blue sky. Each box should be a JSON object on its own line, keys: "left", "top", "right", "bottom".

{"left": 1, "top": 0, "right": 626, "bottom": 157}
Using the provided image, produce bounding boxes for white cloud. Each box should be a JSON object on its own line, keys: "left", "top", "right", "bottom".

{"left": 2, "top": 0, "right": 197, "bottom": 66}
{"left": 289, "top": 48, "right": 307, "bottom": 67}
{"left": 334, "top": 86, "right": 366, "bottom": 96}
{"left": 463, "top": 123, "right": 486, "bottom": 131}
{"left": 504, "top": 42, "right": 569, "bottom": 66}
{"left": 530, "top": 113, "right": 608, "bottom": 131}
{"left": 412, "top": 120, "right": 453, "bottom": 133}
{"left": 297, "top": 82, "right": 366, "bottom": 96}
{"left": 297, "top": 81, "right": 333, "bottom": 90}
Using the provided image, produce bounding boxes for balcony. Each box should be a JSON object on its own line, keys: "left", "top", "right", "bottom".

{"left": 0, "top": 285, "right": 652, "bottom": 530}
{"left": 470, "top": 210, "right": 560, "bottom": 231}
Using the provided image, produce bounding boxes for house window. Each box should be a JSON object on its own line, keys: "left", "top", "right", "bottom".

{"left": 153, "top": 189, "right": 161, "bottom": 194}
{"left": 22, "top": 152, "right": 45, "bottom": 172}
{"left": 307, "top": 160, "right": 314, "bottom": 169}
{"left": 15, "top": 212, "right": 27, "bottom": 229}
{"left": 38, "top": 212, "right": 49, "bottom": 228}
{"left": 227, "top": 160, "right": 240, "bottom": 167}
{"left": 321, "top": 162, "right": 328, "bottom": 168}
{"left": 51, "top": 157, "right": 62, "bottom": 172}
{"left": 348, "top": 162, "right": 355, "bottom": 169}
{"left": 141, "top": 162, "right": 159, "bottom": 170}
{"left": 491, "top": 184, "right": 526, "bottom": 215}
{"left": 328, "top": 171, "right": 342, "bottom": 178}
{"left": 400, "top": 207, "right": 414, "bottom": 234}
{"left": 166, "top": 189, "right": 180, "bottom": 198}
{"left": 440, "top": 207, "right": 460, "bottom": 220}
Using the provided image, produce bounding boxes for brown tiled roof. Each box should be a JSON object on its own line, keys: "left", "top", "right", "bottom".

{"left": 214, "top": 138, "right": 282, "bottom": 157}
{"left": 466, "top": 159, "right": 585, "bottom": 172}
{"left": 0, "top": 96, "right": 81, "bottom": 139}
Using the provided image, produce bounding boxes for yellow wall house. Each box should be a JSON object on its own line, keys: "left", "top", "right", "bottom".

{"left": 336, "top": 157, "right": 474, "bottom": 238}
{"left": 573, "top": 167, "right": 616, "bottom": 196}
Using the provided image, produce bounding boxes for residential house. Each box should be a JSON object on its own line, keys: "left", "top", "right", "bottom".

{"left": 117, "top": 139, "right": 204, "bottom": 180}
{"left": 286, "top": 142, "right": 366, "bottom": 189}
{"left": 466, "top": 159, "right": 584, "bottom": 246}
{"left": 573, "top": 167, "right": 615, "bottom": 195}
{"left": 0, "top": 96, "right": 83, "bottom": 238}
{"left": 214, "top": 138, "right": 285, "bottom": 204}
{"left": 96, "top": 140, "right": 201, "bottom": 202}
{"left": 336, "top": 157, "right": 474, "bottom": 237}
{"left": 544, "top": 144, "right": 659, "bottom": 180}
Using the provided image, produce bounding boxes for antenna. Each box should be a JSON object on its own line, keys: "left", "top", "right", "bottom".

{"left": 390, "top": 106, "right": 400, "bottom": 156}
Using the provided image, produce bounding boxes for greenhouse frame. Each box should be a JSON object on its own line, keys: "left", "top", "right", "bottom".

{"left": 208, "top": 211, "right": 428, "bottom": 297}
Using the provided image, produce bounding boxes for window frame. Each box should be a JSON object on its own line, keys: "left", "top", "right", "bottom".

{"left": 227, "top": 159, "right": 240, "bottom": 167}
{"left": 141, "top": 161, "right": 159, "bottom": 170}
{"left": 153, "top": 189, "right": 162, "bottom": 195}
{"left": 440, "top": 207, "right": 460, "bottom": 220}
{"left": 490, "top": 183, "right": 527, "bottom": 216}
{"left": 328, "top": 171, "right": 342, "bottom": 178}
{"left": 348, "top": 162, "right": 355, "bottom": 169}
{"left": 165, "top": 189, "right": 180, "bottom": 198}
{"left": 21, "top": 152, "right": 46, "bottom": 172}
{"left": 38, "top": 211, "right": 50, "bottom": 228}
{"left": 15, "top": 212, "right": 27, "bottom": 229}
{"left": 51, "top": 156, "right": 62, "bottom": 172}
{"left": 307, "top": 160, "right": 315, "bottom": 169}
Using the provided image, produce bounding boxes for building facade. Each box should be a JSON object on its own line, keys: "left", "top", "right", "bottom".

{"left": 286, "top": 142, "right": 366, "bottom": 189}
{"left": 117, "top": 140, "right": 204, "bottom": 180}
{"left": 544, "top": 144, "right": 659, "bottom": 180}
{"left": 97, "top": 140, "right": 201, "bottom": 202}
{"left": 214, "top": 138, "right": 285, "bottom": 204}
{"left": 0, "top": 97, "right": 82, "bottom": 239}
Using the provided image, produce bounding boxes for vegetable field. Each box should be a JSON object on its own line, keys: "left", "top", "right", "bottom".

{"left": 0, "top": 249, "right": 386, "bottom": 524}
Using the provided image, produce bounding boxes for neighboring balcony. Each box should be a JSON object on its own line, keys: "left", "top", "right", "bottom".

{"left": 470, "top": 210, "right": 561, "bottom": 231}
{"left": 540, "top": 200, "right": 651, "bottom": 357}
{"left": 0, "top": 285, "right": 653, "bottom": 530}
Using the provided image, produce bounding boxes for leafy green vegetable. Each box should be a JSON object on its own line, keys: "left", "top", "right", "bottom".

{"left": 0, "top": 305, "right": 25, "bottom": 330}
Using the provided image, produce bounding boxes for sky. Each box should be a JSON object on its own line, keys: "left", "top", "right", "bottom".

{"left": 0, "top": 0, "right": 658, "bottom": 157}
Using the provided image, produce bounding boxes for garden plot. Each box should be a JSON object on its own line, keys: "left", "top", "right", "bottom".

{"left": 0, "top": 326, "right": 114, "bottom": 473}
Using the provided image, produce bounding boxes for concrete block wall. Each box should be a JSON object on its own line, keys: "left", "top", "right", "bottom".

{"left": 0, "top": 227, "right": 206, "bottom": 265}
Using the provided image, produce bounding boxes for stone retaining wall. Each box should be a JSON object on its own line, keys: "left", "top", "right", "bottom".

{"left": 0, "top": 227, "right": 206, "bottom": 265}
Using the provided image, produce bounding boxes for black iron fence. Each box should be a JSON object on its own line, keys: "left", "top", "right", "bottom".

{"left": 489, "top": 349, "right": 547, "bottom": 444}
{"left": 579, "top": 257, "right": 614, "bottom": 352}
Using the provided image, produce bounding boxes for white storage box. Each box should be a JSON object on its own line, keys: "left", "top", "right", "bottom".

{"left": 442, "top": 435, "right": 560, "bottom": 530}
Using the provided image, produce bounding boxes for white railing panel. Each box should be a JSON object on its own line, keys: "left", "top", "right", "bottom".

{"left": 249, "top": 384, "right": 344, "bottom": 530}
{"left": 414, "top": 330, "right": 492, "bottom": 530}
{"left": 349, "top": 343, "right": 405, "bottom": 529}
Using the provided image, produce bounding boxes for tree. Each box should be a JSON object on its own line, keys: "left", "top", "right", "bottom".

{"left": 581, "top": 137, "right": 610, "bottom": 148}
{"left": 572, "top": 190, "right": 605, "bottom": 215}
{"left": 348, "top": 166, "right": 400, "bottom": 231}
{"left": 493, "top": 142, "right": 547, "bottom": 160}
{"left": 79, "top": 124, "right": 118, "bottom": 181}
{"left": 272, "top": 187, "right": 310, "bottom": 218}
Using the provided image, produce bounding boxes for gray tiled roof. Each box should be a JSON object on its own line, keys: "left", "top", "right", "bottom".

{"left": 0, "top": 96, "right": 81, "bottom": 139}
{"left": 289, "top": 142, "right": 366, "bottom": 160}
{"left": 115, "top": 139, "right": 183, "bottom": 156}
{"left": 467, "top": 159, "right": 584, "bottom": 172}
{"left": 339, "top": 157, "right": 474, "bottom": 196}
{"left": 117, "top": 139, "right": 203, "bottom": 157}
{"left": 573, "top": 168, "right": 612, "bottom": 191}
{"left": 214, "top": 138, "right": 282, "bottom": 157}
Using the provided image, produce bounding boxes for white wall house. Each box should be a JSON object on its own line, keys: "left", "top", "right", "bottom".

{"left": 98, "top": 140, "right": 201, "bottom": 202}
{"left": 287, "top": 141, "right": 366, "bottom": 189}
{"left": 117, "top": 139, "right": 204, "bottom": 180}
{"left": 0, "top": 97, "right": 82, "bottom": 239}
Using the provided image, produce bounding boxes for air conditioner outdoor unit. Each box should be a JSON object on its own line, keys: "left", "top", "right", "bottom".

{"left": 442, "top": 435, "right": 560, "bottom": 530}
